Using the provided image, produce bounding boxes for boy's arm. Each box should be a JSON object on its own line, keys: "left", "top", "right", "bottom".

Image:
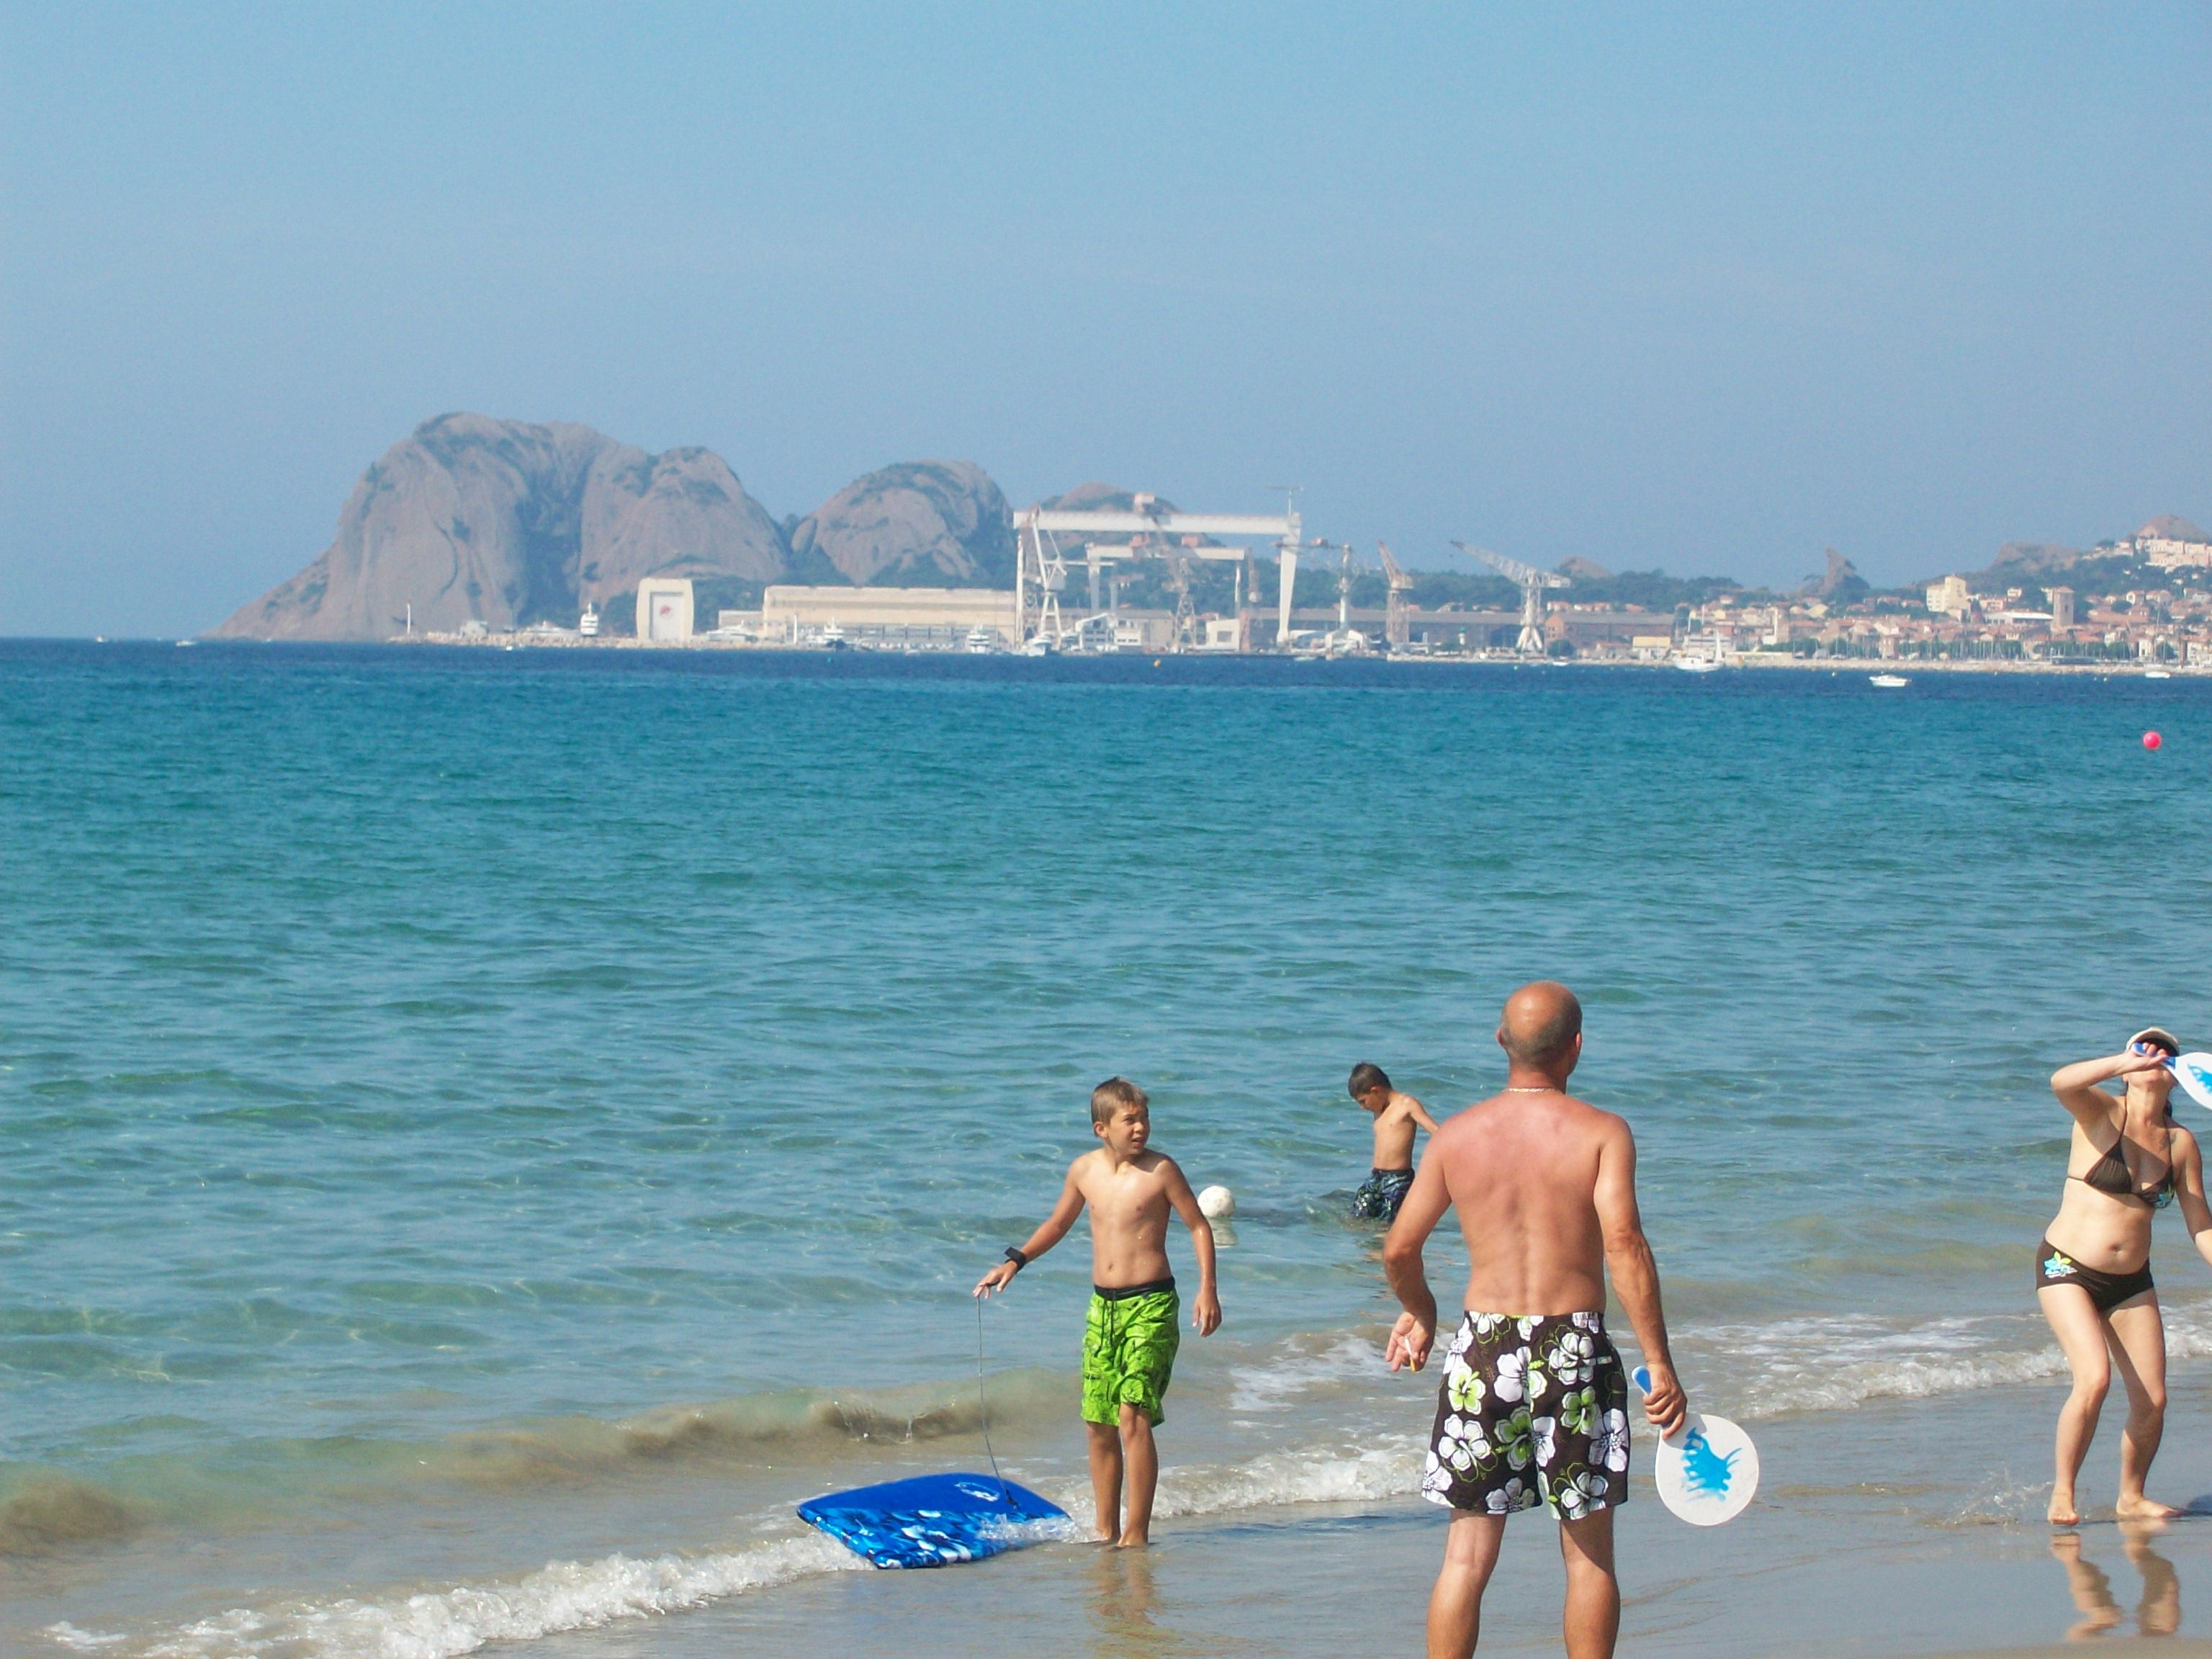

{"left": 1159, "top": 1159, "right": 1223, "bottom": 1335}
{"left": 974, "top": 1161, "right": 1088, "bottom": 1298}
{"left": 1381, "top": 1153, "right": 1451, "bottom": 1370}
{"left": 1401, "top": 1093, "right": 1443, "bottom": 1136}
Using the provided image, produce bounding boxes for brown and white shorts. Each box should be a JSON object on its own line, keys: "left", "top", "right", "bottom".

{"left": 1421, "top": 1310, "right": 1632, "bottom": 1519}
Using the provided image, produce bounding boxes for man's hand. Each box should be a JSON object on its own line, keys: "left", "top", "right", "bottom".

{"left": 974, "top": 1262, "right": 1017, "bottom": 1298}
{"left": 1638, "top": 1359, "right": 1688, "bottom": 1436}
{"left": 1193, "top": 1290, "right": 1223, "bottom": 1336}
{"left": 1386, "top": 1310, "right": 1434, "bottom": 1372}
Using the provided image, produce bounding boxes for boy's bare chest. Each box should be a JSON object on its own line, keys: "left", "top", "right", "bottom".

{"left": 1083, "top": 1169, "right": 1169, "bottom": 1225}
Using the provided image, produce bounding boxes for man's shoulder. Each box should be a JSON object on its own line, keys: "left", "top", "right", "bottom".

{"left": 1436, "top": 1092, "right": 1629, "bottom": 1141}
{"left": 1559, "top": 1095, "right": 1633, "bottom": 1146}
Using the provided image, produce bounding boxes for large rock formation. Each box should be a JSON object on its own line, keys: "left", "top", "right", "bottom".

{"left": 1988, "top": 541, "right": 2081, "bottom": 575}
{"left": 2139, "top": 516, "right": 2208, "bottom": 545}
{"left": 210, "top": 414, "right": 787, "bottom": 639}
{"left": 788, "top": 462, "right": 1014, "bottom": 587}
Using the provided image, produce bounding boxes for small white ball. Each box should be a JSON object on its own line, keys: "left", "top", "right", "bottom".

{"left": 1197, "top": 1184, "right": 1236, "bottom": 1219}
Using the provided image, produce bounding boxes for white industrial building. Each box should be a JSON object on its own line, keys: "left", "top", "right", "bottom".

{"left": 758, "top": 585, "right": 1020, "bottom": 648}
{"left": 636, "top": 577, "right": 695, "bottom": 642}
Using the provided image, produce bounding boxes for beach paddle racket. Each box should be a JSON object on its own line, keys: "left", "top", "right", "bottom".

{"left": 2158, "top": 1053, "right": 2212, "bottom": 1113}
{"left": 1632, "top": 1366, "right": 1758, "bottom": 1527}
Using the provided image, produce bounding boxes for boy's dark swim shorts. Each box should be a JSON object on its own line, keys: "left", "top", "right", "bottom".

{"left": 1421, "top": 1310, "right": 1631, "bottom": 1519}
{"left": 1352, "top": 1166, "right": 1415, "bottom": 1220}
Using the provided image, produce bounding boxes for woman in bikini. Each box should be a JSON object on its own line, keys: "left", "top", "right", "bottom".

{"left": 2036, "top": 1027, "right": 2212, "bottom": 1525}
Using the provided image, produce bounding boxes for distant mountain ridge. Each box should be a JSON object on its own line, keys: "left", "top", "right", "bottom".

{"left": 212, "top": 415, "right": 1020, "bottom": 640}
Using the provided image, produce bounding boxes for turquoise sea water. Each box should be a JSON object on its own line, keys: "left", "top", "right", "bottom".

{"left": 4, "top": 642, "right": 2210, "bottom": 1656}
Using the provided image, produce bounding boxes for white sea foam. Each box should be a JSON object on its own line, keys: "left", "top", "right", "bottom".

{"left": 1030, "top": 1439, "right": 1425, "bottom": 1524}
{"left": 1691, "top": 1295, "right": 2212, "bottom": 1419}
{"left": 120, "top": 1441, "right": 1424, "bottom": 1659}
{"left": 45, "top": 1625, "right": 127, "bottom": 1652}
{"left": 1227, "top": 1332, "right": 1385, "bottom": 1412}
{"left": 135, "top": 1533, "right": 863, "bottom": 1659}
{"left": 1151, "top": 1440, "right": 1424, "bottom": 1516}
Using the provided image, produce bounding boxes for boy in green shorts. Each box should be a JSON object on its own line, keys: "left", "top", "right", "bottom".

{"left": 974, "top": 1077, "right": 1223, "bottom": 1547}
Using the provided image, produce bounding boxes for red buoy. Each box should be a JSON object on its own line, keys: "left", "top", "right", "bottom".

{"left": 2144, "top": 731, "right": 2162, "bottom": 750}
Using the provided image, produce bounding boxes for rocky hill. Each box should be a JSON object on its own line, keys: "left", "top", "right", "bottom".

{"left": 2140, "top": 515, "right": 2208, "bottom": 544}
{"left": 212, "top": 418, "right": 1022, "bottom": 639}
{"left": 788, "top": 462, "right": 1013, "bottom": 587}
{"left": 211, "top": 415, "right": 788, "bottom": 639}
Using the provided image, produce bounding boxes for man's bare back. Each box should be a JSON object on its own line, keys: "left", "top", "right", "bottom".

{"left": 1423, "top": 1089, "right": 1618, "bottom": 1316}
{"left": 1380, "top": 982, "right": 1688, "bottom": 1659}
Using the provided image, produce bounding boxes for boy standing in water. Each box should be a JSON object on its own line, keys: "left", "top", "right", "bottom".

{"left": 974, "top": 1077, "right": 1223, "bottom": 1547}
{"left": 1349, "top": 1062, "right": 1442, "bottom": 1220}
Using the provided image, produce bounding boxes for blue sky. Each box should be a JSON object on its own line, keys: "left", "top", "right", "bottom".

{"left": 2, "top": 1, "right": 2206, "bottom": 634}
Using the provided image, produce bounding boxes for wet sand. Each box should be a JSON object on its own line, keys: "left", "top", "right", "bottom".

{"left": 511, "top": 1365, "right": 2212, "bottom": 1659}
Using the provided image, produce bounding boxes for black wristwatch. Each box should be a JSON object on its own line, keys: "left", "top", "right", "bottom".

{"left": 1004, "top": 1246, "right": 1028, "bottom": 1269}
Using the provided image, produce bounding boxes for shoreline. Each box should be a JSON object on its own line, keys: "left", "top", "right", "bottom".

{"left": 178, "top": 632, "right": 2208, "bottom": 678}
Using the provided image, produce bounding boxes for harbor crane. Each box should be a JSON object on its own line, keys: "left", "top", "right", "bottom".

{"left": 1452, "top": 541, "right": 1570, "bottom": 655}
{"left": 1376, "top": 541, "right": 1413, "bottom": 648}
{"left": 1012, "top": 498, "right": 1303, "bottom": 650}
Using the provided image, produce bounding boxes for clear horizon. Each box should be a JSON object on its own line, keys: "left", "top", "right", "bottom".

{"left": 2, "top": 2, "right": 2206, "bottom": 637}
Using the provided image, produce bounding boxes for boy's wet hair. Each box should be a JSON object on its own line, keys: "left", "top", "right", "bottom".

{"left": 1091, "top": 1076, "right": 1148, "bottom": 1125}
{"left": 1348, "top": 1062, "right": 1391, "bottom": 1099}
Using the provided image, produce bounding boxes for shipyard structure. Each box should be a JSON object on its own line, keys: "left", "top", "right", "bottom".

{"left": 523, "top": 493, "right": 1655, "bottom": 658}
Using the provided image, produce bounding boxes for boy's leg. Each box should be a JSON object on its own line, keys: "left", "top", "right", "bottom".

{"left": 1118, "top": 1403, "right": 1159, "bottom": 1547}
{"left": 1557, "top": 1508, "right": 1619, "bottom": 1659}
{"left": 1086, "top": 1420, "right": 1124, "bottom": 1542}
{"left": 1428, "top": 1509, "right": 1506, "bottom": 1659}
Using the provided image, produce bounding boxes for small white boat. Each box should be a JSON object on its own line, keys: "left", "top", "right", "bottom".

{"left": 175, "top": 639, "right": 197, "bottom": 647}
{"left": 1870, "top": 674, "right": 1910, "bottom": 688}
{"left": 2146, "top": 669, "right": 2172, "bottom": 680}
{"left": 1675, "top": 658, "right": 1720, "bottom": 674}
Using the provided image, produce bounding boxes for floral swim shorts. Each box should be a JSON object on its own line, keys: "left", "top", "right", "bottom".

{"left": 1421, "top": 1310, "right": 1631, "bottom": 1520}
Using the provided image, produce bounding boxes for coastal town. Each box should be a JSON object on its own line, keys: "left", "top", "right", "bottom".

{"left": 415, "top": 513, "right": 2212, "bottom": 673}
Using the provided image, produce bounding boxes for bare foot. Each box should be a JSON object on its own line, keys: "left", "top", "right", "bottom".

{"left": 2115, "top": 1495, "right": 2183, "bottom": 1521}
{"left": 1115, "top": 1534, "right": 1151, "bottom": 1549}
{"left": 2050, "top": 1492, "right": 2082, "bottom": 1527}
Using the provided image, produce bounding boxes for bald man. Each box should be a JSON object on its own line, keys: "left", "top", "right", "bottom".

{"left": 1382, "top": 981, "right": 1689, "bottom": 1659}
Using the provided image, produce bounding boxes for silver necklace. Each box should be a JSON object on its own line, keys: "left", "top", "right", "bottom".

{"left": 1502, "top": 1085, "right": 1556, "bottom": 1093}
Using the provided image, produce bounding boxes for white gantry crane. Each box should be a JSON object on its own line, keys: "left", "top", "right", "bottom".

{"left": 1376, "top": 541, "right": 1414, "bottom": 648}
{"left": 1012, "top": 496, "right": 1303, "bottom": 651}
{"left": 1452, "top": 541, "right": 1570, "bottom": 655}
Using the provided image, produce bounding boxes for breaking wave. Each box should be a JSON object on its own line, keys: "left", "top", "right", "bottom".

{"left": 76, "top": 1439, "right": 1422, "bottom": 1659}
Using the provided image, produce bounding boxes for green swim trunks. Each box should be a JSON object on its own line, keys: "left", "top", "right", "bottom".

{"left": 1081, "top": 1278, "right": 1181, "bottom": 1426}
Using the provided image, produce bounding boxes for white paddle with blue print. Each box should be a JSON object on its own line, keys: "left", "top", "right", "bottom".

{"left": 2156, "top": 1052, "right": 2212, "bottom": 1113}
{"left": 1632, "top": 1367, "right": 1759, "bottom": 1527}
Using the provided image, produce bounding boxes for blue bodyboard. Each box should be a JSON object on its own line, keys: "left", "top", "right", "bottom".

{"left": 798, "top": 1472, "right": 1069, "bottom": 1568}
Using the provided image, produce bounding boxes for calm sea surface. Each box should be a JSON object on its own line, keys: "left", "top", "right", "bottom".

{"left": 3, "top": 642, "right": 2208, "bottom": 1657}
